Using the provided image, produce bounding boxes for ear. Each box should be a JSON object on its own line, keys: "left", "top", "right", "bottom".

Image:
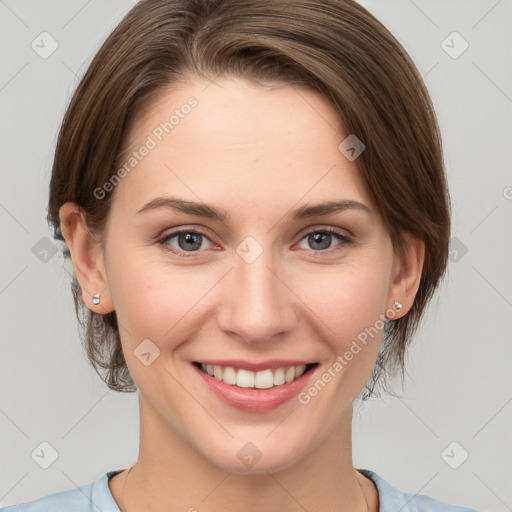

{"left": 386, "top": 234, "right": 425, "bottom": 319}
{"left": 59, "top": 202, "right": 114, "bottom": 314}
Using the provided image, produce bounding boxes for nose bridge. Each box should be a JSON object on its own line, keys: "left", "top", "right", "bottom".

{"left": 218, "top": 239, "right": 295, "bottom": 344}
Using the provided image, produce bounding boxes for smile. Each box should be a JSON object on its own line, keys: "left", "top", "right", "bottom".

{"left": 191, "top": 359, "right": 319, "bottom": 412}
{"left": 195, "top": 362, "right": 317, "bottom": 389}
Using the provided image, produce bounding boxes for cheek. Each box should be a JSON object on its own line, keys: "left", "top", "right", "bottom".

{"left": 107, "top": 263, "right": 209, "bottom": 395}
{"left": 108, "top": 253, "right": 217, "bottom": 347}
{"left": 301, "top": 260, "right": 391, "bottom": 337}
{"left": 295, "top": 258, "right": 391, "bottom": 394}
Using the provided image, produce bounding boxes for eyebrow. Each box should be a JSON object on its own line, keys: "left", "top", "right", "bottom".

{"left": 136, "top": 196, "right": 371, "bottom": 222}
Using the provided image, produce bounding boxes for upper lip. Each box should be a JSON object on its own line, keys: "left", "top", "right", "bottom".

{"left": 193, "top": 359, "right": 317, "bottom": 372}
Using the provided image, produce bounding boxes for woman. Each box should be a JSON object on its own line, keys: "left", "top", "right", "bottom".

{"left": 1, "top": 0, "right": 484, "bottom": 510}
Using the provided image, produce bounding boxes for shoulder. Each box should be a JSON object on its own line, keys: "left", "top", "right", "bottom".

{"left": 0, "top": 470, "right": 122, "bottom": 512}
{"left": 359, "top": 469, "right": 483, "bottom": 512}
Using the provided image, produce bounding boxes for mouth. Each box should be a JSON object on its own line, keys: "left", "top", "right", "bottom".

{"left": 191, "top": 360, "right": 319, "bottom": 412}
{"left": 192, "top": 361, "right": 318, "bottom": 389}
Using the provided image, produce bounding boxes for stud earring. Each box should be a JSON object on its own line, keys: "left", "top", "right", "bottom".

{"left": 92, "top": 293, "right": 101, "bottom": 305}
{"left": 392, "top": 300, "right": 403, "bottom": 311}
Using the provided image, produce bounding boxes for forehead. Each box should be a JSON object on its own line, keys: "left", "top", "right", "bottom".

{"left": 112, "top": 77, "right": 372, "bottom": 217}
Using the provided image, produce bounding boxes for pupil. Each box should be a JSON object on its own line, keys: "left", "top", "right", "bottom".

{"left": 311, "top": 232, "right": 330, "bottom": 250}
{"left": 180, "top": 232, "right": 201, "bottom": 250}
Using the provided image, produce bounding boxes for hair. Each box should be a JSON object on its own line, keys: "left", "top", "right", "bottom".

{"left": 47, "top": 0, "right": 450, "bottom": 400}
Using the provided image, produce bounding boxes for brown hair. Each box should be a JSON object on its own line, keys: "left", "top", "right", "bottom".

{"left": 47, "top": 0, "right": 450, "bottom": 399}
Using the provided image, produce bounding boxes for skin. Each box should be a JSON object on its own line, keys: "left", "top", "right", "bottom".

{"left": 60, "top": 76, "right": 424, "bottom": 512}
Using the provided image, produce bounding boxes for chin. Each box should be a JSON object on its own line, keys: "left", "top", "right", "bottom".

{"left": 211, "top": 449, "right": 304, "bottom": 476}
{"left": 196, "top": 429, "right": 315, "bottom": 476}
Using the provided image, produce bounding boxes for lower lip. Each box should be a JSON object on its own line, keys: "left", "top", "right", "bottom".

{"left": 192, "top": 364, "right": 317, "bottom": 412}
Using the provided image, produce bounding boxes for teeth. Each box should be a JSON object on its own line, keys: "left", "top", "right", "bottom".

{"left": 199, "top": 363, "right": 312, "bottom": 389}
{"left": 213, "top": 365, "right": 223, "bottom": 380}
{"left": 295, "top": 364, "right": 307, "bottom": 378}
{"left": 285, "top": 366, "right": 295, "bottom": 383}
{"left": 273, "top": 367, "right": 285, "bottom": 385}
{"left": 222, "top": 366, "right": 237, "bottom": 385}
{"left": 255, "top": 369, "right": 274, "bottom": 389}
{"left": 236, "top": 369, "right": 255, "bottom": 388}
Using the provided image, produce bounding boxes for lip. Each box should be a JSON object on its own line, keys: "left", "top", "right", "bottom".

{"left": 191, "top": 361, "right": 318, "bottom": 412}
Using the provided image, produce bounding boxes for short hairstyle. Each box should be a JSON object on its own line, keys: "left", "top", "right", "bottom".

{"left": 47, "top": 0, "right": 450, "bottom": 399}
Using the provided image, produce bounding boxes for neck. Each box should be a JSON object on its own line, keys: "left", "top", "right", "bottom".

{"left": 114, "top": 394, "right": 378, "bottom": 512}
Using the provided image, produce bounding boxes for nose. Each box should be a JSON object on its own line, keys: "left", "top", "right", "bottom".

{"left": 216, "top": 247, "right": 297, "bottom": 345}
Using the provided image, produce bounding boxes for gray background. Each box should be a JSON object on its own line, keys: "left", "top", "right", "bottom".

{"left": 0, "top": 0, "right": 511, "bottom": 510}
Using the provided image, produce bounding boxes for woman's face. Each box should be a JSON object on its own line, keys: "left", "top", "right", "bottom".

{"left": 88, "top": 77, "right": 415, "bottom": 473}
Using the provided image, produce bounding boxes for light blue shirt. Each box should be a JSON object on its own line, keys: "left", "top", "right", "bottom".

{"left": 0, "top": 468, "right": 483, "bottom": 511}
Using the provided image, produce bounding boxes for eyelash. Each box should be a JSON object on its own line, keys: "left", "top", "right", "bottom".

{"left": 156, "top": 227, "right": 354, "bottom": 258}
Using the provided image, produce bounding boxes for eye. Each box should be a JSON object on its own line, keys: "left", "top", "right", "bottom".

{"left": 157, "top": 228, "right": 214, "bottom": 257}
{"left": 157, "top": 226, "right": 354, "bottom": 258}
{"left": 296, "top": 228, "right": 354, "bottom": 254}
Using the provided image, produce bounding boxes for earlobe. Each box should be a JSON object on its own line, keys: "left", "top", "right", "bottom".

{"left": 387, "top": 235, "right": 425, "bottom": 319}
{"left": 58, "top": 202, "right": 114, "bottom": 314}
